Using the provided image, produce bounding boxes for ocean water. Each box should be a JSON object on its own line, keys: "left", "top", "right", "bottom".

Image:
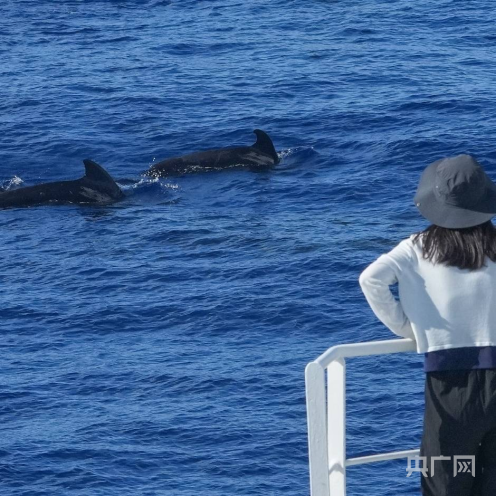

{"left": 2, "top": 0, "right": 496, "bottom": 494}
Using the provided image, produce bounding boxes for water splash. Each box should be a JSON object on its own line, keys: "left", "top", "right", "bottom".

{"left": 1, "top": 176, "right": 24, "bottom": 191}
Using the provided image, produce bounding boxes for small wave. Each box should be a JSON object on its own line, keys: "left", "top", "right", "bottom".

{"left": 99, "top": 36, "right": 140, "bottom": 44}
{"left": 338, "top": 27, "right": 377, "bottom": 36}
{"left": 66, "top": 84, "right": 119, "bottom": 95}
{"left": 38, "top": 27, "right": 99, "bottom": 36}
{"left": 396, "top": 99, "right": 463, "bottom": 112}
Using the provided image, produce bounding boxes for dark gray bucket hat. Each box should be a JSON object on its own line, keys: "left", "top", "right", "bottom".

{"left": 414, "top": 154, "right": 496, "bottom": 229}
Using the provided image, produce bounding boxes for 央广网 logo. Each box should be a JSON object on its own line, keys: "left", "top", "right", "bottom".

{"left": 406, "top": 455, "right": 475, "bottom": 477}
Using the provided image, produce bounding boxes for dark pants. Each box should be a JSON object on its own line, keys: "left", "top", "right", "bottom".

{"left": 421, "top": 369, "right": 496, "bottom": 496}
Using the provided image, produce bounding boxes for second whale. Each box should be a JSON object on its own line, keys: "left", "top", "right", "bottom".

{"left": 144, "top": 129, "right": 279, "bottom": 178}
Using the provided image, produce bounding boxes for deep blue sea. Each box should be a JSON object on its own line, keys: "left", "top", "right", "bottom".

{"left": 2, "top": 0, "right": 496, "bottom": 494}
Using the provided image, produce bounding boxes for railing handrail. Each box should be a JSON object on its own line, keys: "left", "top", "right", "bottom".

{"left": 315, "top": 337, "right": 417, "bottom": 368}
{"left": 306, "top": 338, "right": 419, "bottom": 496}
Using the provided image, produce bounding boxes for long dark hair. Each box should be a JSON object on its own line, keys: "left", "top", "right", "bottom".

{"left": 413, "top": 221, "right": 496, "bottom": 270}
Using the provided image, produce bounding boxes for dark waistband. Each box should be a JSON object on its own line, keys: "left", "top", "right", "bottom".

{"left": 424, "top": 346, "right": 496, "bottom": 372}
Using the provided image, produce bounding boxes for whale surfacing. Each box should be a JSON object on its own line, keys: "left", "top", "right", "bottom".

{"left": 144, "top": 129, "right": 279, "bottom": 178}
{"left": 0, "top": 160, "right": 124, "bottom": 209}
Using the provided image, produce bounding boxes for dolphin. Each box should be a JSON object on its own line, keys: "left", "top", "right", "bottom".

{"left": 0, "top": 159, "right": 124, "bottom": 209}
{"left": 144, "top": 129, "right": 279, "bottom": 177}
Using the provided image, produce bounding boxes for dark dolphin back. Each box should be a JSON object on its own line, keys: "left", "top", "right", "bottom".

{"left": 252, "top": 129, "right": 279, "bottom": 164}
{"left": 82, "top": 159, "right": 124, "bottom": 200}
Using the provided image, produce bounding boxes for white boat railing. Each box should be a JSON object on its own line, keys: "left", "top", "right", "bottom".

{"left": 305, "top": 338, "right": 418, "bottom": 496}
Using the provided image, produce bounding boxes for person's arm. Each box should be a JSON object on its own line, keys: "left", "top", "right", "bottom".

{"left": 359, "top": 240, "right": 415, "bottom": 339}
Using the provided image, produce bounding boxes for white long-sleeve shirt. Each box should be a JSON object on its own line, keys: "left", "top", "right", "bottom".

{"left": 359, "top": 235, "right": 496, "bottom": 354}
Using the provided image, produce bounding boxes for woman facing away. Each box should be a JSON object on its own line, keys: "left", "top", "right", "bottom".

{"left": 359, "top": 154, "right": 496, "bottom": 496}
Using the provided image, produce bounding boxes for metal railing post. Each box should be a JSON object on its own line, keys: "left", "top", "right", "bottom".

{"left": 305, "top": 362, "right": 331, "bottom": 496}
{"left": 327, "top": 358, "right": 346, "bottom": 495}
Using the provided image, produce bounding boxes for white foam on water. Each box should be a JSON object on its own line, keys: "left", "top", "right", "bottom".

{"left": 1, "top": 175, "right": 24, "bottom": 190}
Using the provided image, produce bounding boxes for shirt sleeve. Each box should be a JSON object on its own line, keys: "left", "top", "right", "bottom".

{"left": 358, "top": 239, "right": 415, "bottom": 339}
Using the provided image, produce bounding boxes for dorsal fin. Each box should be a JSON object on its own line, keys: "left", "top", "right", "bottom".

{"left": 83, "top": 159, "right": 116, "bottom": 183}
{"left": 82, "top": 159, "right": 124, "bottom": 200}
{"left": 252, "top": 129, "right": 279, "bottom": 164}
